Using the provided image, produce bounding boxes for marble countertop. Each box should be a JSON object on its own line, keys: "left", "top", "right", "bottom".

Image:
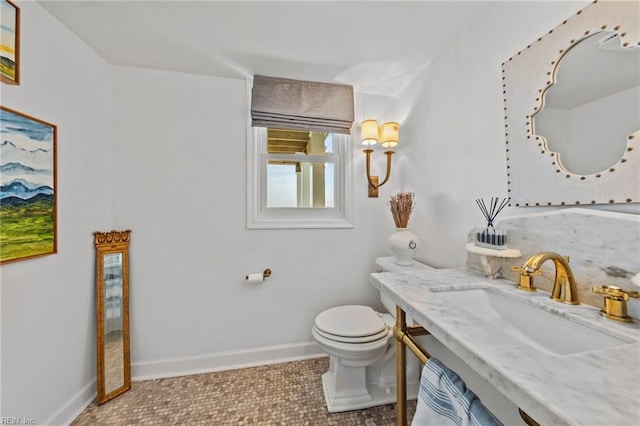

{"left": 370, "top": 267, "right": 640, "bottom": 426}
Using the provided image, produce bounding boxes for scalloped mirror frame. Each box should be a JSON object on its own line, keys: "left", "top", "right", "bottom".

{"left": 502, "top": 0, "right": 639, "bottom": 207}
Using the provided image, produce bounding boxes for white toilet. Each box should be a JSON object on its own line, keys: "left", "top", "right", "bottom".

{"left": 312, "top": 257, "right": 431, "bottom": 412}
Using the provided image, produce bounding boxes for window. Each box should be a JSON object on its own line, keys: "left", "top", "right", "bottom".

{"left": 247, "top": 126, "right": 352, "bottom": 229}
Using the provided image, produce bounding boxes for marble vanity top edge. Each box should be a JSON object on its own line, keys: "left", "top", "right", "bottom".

{"left": 496, "top": 206, "right": 640, "bottom": 224}
{"left": 371, "top": 268, "right": 639, "bottom": 339}
{"left": 369, "top": 267, "right": 640, "bottom": 426}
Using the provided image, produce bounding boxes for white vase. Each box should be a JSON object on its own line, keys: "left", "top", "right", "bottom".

{"left": 389, "top": 228, "right": 419, "bottom": 265}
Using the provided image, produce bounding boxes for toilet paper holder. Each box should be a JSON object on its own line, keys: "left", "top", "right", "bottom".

{"left": 245, "top": 268, "right": 272, "bottom": 281}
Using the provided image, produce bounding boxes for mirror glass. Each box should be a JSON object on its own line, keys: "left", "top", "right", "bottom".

{"left": 103, "top": 252, "right": 124, "bottom": 392}
{"left": 95, "top": 230, "right": 131, "bottom": 405}
{"left": 533, "top": 30, "right": 640, "bottom": 176}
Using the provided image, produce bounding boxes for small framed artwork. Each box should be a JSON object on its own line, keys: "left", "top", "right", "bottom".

{"left": 1, "top": 0, "right": 20, "bottom": 85}
{"left": 1, "top": 106, "right": 57, "bottom": 264}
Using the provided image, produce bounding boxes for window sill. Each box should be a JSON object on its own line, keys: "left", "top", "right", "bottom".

{"left": 247, "top": 217, "right": 354, "bottom": 229}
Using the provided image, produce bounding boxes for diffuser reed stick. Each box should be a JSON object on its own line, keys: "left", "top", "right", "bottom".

{"left": 475, "top": 197, "right": 509, "bottom": 227}
{"left": 389, "top": 192, "right": 415, "bottom": 228}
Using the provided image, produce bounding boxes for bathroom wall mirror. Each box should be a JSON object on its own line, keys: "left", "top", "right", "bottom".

{"left": 533, "top": 30, "right": 639, "bottom": 176}
{"left": 94, "top": 229, "right": 131, "bottom": 405}
{"left": 503, "top": 0, "right": 639, "bottom": 206}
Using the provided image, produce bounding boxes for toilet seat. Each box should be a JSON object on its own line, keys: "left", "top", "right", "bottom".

{"left": 313, "top": 305, "right": 389, "bottom": 344}
{"left": 313, "top": 326, "right": 389, "bottom": 344}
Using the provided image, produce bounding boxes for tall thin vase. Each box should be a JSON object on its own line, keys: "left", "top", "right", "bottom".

{"left": 389, "top": 228, "right": 419, "bottom": 265}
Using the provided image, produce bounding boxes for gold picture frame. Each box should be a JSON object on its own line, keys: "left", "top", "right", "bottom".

{"left": 0, "top": 106, "right": 58, "bottom": 264}
{"left": 1, "top": 0, "right": 20, "bottom": 85}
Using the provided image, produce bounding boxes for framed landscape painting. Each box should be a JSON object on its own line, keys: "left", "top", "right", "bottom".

{"left": 0, "top": 107, "right": 57, "bottom": 264}
{"left": 1, "top": 0, "right": 20, "bottom": 85}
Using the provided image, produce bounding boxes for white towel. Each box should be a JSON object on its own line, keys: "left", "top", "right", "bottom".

{"left": 412, "top": 358, "right": 502, "bottom": 426}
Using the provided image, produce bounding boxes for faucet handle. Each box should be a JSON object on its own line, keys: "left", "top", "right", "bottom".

{"left": 592, "top": 285, "right": 640, "bottom": 301}
{"left": 510, "top": 265, "right": 542, "bottom": 275}
{"left": 511, "top": 266, "right": 540, "bottom": 292}
{"left": 592, "top": 285, "right": 638, "bottom": 323}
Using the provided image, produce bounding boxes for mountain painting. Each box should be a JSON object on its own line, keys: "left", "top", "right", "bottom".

{"left": 1, "top": 0, "right": 19, "bottom": 84}
{"left": 1, "top": 107, "right": 57, "bottom": 263}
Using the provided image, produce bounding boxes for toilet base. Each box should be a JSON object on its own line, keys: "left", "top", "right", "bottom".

{"left": 321, "top": 355, "right": 419, "bottom": 413}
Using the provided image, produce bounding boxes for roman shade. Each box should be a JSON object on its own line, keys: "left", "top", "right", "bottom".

{"left": 251, "top": 75, "right": 354, "bottom": 134}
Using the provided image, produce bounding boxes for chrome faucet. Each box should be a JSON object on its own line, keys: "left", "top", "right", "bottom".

{"left": 513, "top": 252, "right": 580, "bottom": 305}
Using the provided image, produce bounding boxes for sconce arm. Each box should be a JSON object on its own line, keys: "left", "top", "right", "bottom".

{"left": 363, "top": 149, "right": 395, "bottom": 189}
{"left": 377, "top": 151, "right": 395, "bottom": 187}
{"left": 364, "top": 149, "right": 377, "bottom": 189}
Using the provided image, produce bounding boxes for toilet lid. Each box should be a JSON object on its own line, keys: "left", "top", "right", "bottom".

{"left": 314, "top": 305, "right": 387, "bottom": 338}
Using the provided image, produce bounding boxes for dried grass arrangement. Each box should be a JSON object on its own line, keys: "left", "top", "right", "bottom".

{"left": 389, "top": 192, "right": 415, "bottom": 228}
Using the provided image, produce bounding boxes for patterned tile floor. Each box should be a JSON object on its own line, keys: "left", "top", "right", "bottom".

{"left": 72, "top": 357, "right": 416, "bottom": 425}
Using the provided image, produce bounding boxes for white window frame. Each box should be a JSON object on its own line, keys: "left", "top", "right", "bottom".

{"left": 246, "top": 126, "right": 353, "bottom": 229}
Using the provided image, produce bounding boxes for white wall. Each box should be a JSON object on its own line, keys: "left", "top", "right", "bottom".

{"left": 0, "top": 1, "right": 112, "bottom": 423}
{"left": 0, "top": 5, "right": 401, "bottom": 423}
{"left": 394, "top": 0, "right": 637, "bottom": 269}
{"left": 5, "top": 1, "right": 639, "bottom": 423}
{"left": 110, "top": 66, "right": 394, "bottom": 377}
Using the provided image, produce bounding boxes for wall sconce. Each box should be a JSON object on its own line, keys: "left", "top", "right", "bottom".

{"left": 360, "top": 120, "right": 399, "bottom": 198}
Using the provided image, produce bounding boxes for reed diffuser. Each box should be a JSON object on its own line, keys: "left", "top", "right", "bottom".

{"left": 388, "top": 192, "right": 418, "bottom": 265}
{"left": 475, "top": 197, "right": 509, "bottom": 249}
{"left": 389, "top": 192, "right": 415, "bottom": 228}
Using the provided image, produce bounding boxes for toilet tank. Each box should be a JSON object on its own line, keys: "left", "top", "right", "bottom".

{"left": 375, "top": 257, "right": 434, "bottom": 318}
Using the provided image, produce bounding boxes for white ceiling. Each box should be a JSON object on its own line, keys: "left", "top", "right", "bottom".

{"left": 39, "top": 0, "right": 493, "bottom": 96}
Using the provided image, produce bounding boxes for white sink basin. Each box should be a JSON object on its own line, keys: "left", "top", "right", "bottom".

{"left": 437, "top": 287, "right": 631, "bottom": 356}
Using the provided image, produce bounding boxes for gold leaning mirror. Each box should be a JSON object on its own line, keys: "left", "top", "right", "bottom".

{"left": 94, "top": 229, "right": 131, "bottom": 405}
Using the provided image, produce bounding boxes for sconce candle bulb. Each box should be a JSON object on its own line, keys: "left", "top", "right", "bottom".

{"left": 360, "top": 119, "right": 400, "bottom": 197}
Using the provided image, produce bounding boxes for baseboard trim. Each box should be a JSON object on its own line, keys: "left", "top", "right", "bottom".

{"left": 46, "top": 379, "right": 96, "bottom": 426}
{"left": 132, "top": 341, "right": 326, "bottom": 381}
